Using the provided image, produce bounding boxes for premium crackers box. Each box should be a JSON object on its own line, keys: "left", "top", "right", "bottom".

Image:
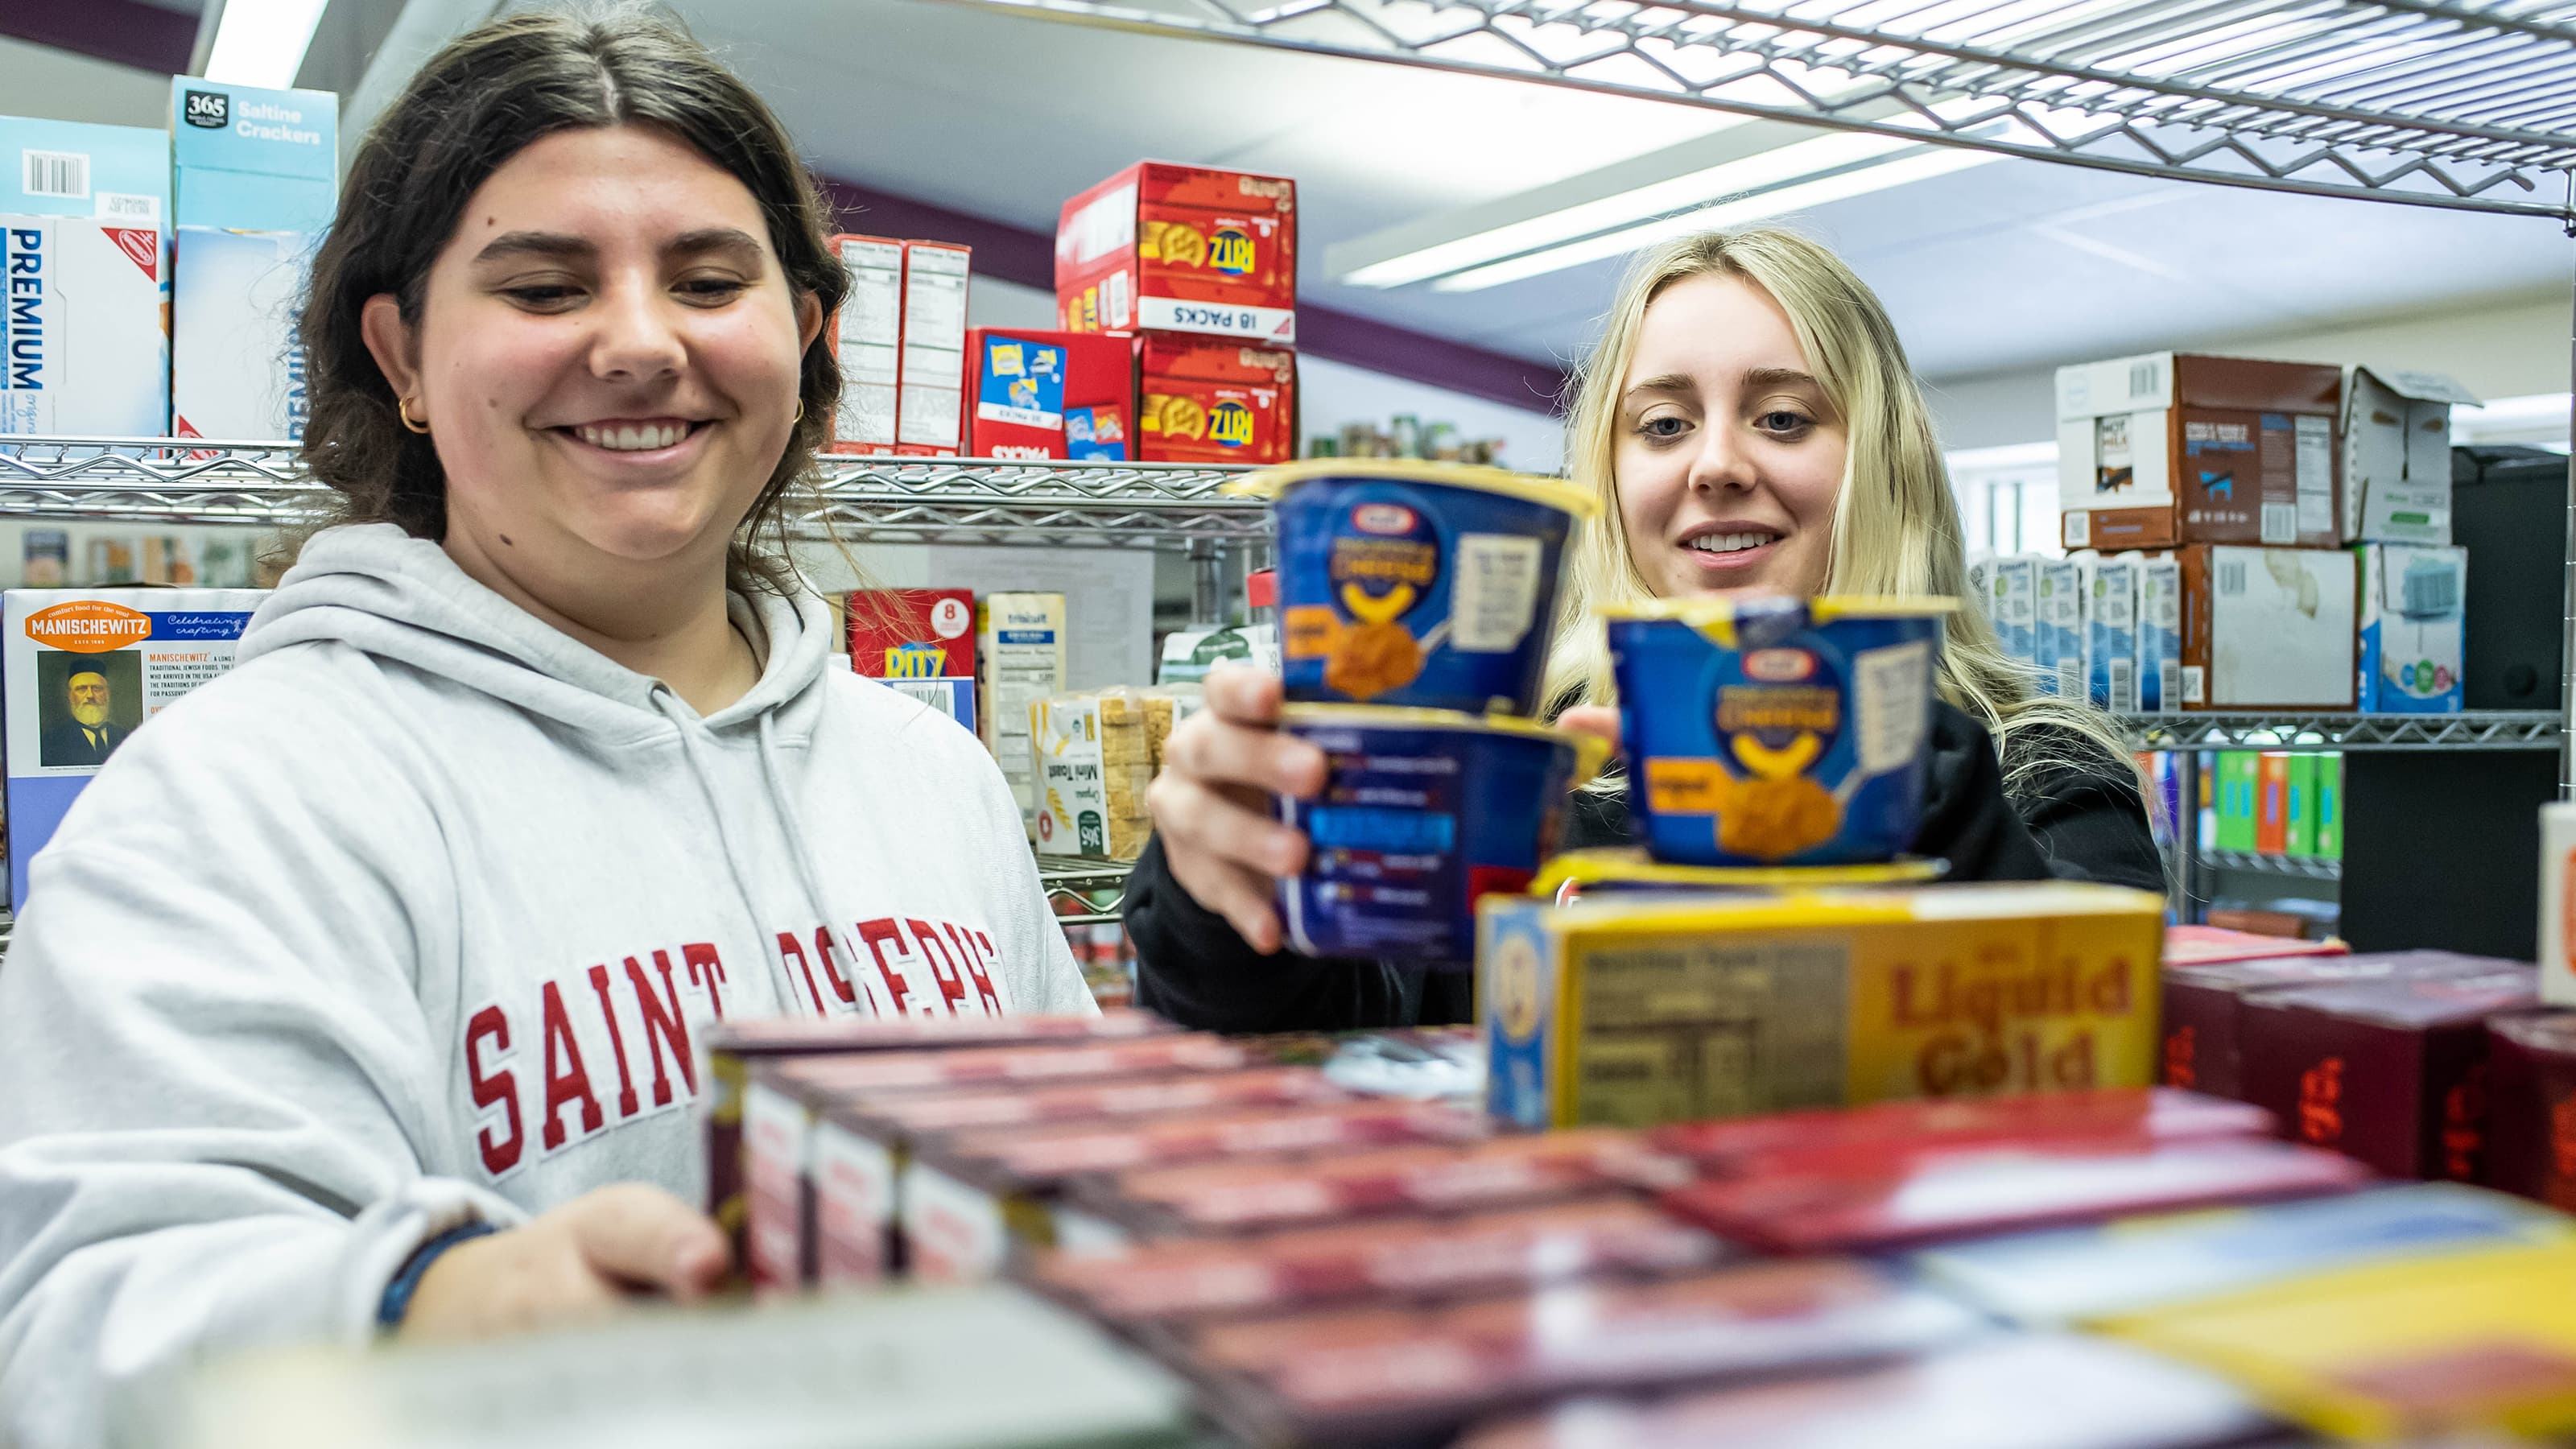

{"left": 1480, "top": 882, "right": 2165, "bottom": 1131}
{"left": 1055, "top": 161, "right": 1296, "bottom": 345}
{"left": 1136, "top": 336, "right": 1295, "bottom": 464}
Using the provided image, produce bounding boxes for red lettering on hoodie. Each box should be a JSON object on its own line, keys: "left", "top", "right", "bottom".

{"left": 539, "top": 980, "right": 605, "bottom": 1151}
{"left": 855, "top": 918, "right": 914, "bottom": 1015}
{"left": 681, "top": 942, "right": 727, "bottom": 1019}
{"left": 812, "top": 928, "right": 861, "bottom": 1011}
{"left": 946, "top": 923, "right": 1004, "bottom": 1013}
{"left": 586, "top": 964, "right": 642, "bottom": 1120}
{"left": 464, "top": 1004, "right": 524, "bottom": 1176}
{"left": 910, "top": 919, "right": 969, "bottom": 1016}
{"left": 630, "top": 953, "right": 698, "bottom": 1107}
{"left": 774, "top": 932, "right": 829, "bottom": 1015}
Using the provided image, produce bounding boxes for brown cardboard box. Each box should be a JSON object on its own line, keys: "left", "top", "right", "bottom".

{"left": 2058, "top": 353, "right": 2341, "bottom": 551}
{"left": 2175, "top": 544, "right": 2357, "bottom": 710}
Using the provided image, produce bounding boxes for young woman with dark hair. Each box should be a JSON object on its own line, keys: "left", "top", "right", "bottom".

{"left": 0, "top": 13, "right": 1088, "bottom": 1442}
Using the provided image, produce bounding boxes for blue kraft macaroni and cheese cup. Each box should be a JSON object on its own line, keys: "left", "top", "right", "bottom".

{"left": 1604, "top": 595, "right": 1959, "bottom": 867}
{"left": 1274, "top": 704, "right": 1609, "bottom": 967}
{"left": 1234, "top": 460, "right": 1597, "bottom": 716}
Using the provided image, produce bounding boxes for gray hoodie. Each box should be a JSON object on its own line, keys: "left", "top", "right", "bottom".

{"left": 0, "top": 523, "right": 1092, "bottom": 1447}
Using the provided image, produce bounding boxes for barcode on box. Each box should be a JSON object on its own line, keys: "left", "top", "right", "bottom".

{"left": 2158, "top": 662, "right": 2181, "bottom": 713}
{"left": 2063, "top": 511, "right": 2089, "bottom": 548}
{"left": 2183, "top": 666, "right": 2206, "bottom": 705}
{"left": 2219, "top": 559, "right": 2248, "bottom": 597}
{"left": 2260, "top": 503, "right": 2297, "bottom": 544}
{"left": 23, "top": 149, "right": 88, "bottom": 199}
{"left": 2109, "top": 658, "right": 2136, "bottom": 713}
{"left": 2128, "top": 360, "right": 2161, "bottom": 398}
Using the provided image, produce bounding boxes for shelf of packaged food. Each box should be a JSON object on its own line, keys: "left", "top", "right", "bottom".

{"left": 929, "top": 0, "right": 2576, "bottom": 221}
{"left": 1037, "top": 854, "right": 1135, "bottom": 927}
{"left": 0, "top": 438, "right": 1272, "bottom": 545}
{"left": 2117, "top": 711, "right": 2562, "bottom": 753}
{"left": 2194, "top": 848, "right": 2343, "bottom": 883}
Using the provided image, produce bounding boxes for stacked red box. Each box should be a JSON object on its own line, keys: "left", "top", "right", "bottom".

{"left": 960, "top": 329, "right": 1135, "bottom": 461}
{"left": 1137, "top": 336, "right": 1295, "bottom": 464}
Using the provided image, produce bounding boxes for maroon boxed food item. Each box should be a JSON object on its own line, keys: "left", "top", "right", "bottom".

{"left": 2161, "top": 925, "right": 2349, "bottom": 968}
{"left": 1030, "top": 1196, "right": 1728, "bottom": 1327}
{"left": 1659, "top": 1136, "right": 2370, "bottom": 1253}
{"left": 1085, "top": 1130, "right": 1690, "bottom": 1237}
{"left": 1455, "top": 1333, "right": 2278, "bottom": 1449}
{"left": 900, "top": 1100, "right": 1494, "bottom": 1284}
{"left": 1177, "top": 1259, "right": 1984, "bottom": 1447}
{"left": 2483, "top": 1009, "right": 2576, "bottom": 1208}
{"left": 2236, "top": 967, "right": 2539, "bottom": 1181}
{"left": 1650, "top": 1088, "right": 2271, "bottom": 1174}
{"left": 2162, "top": 952, "right": 2511, "bottom": 1100}
{"left": 704, "top": 1009, "right": 1171, "bottom": 1253}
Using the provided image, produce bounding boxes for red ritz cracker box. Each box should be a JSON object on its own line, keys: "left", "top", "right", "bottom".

{"left": 1081, "top": 1129, "right": 1689, "bottom": 1237}
{"left": 2482, "top": 1010, "right": 2576, "bottom": 1208}
{"left": 961, "top": 328, "right": 1135, "bottom": 461}
{"left": 804, "top": 1067, "right": 1358, "bottom": 1286}
{"left": 704, "top": 1009, "right": 1170, "bottom": 1249}
{"left": 2161, "top": 949, "right": 2496, "bottom": 1100}
{"left": 901, "top": 1100, "right": 1492, "bottom": 1286}
{"left": 1457, "top": 1334, "right": 2272, "bottom": 1449}
{"left": 1055, "top": 161, "right": 1296, "bottom": 345}
{"left": 1136, "top": 336, "right": 1294, "bottom": 464}
{"left": 1650, "top": 1088, "right": 2274, "bottom": 1176}
{"left": 844, "top": 588, "right": 976, "bottom": 679}
{"left": 1178, "top": 1260, "right": 1984, "bottom": 1448}
{"left": 1660, "top": 1135, "right": 2369, "bottom": 1254}
{"left": 1030, "top": 1196, "right": 1728, "bottom": 1328}
{"left": 2236, "top": 965, "right": 2541, "bottom": 1181}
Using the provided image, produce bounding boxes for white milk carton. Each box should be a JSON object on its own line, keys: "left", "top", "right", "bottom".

{"left": 2136, "top": 555, "right": 2184, "bottom": 713}
{"left": 2034, "top": 557, "right": 2086, "bottom": 700}
{"left": 2081, "top": 554, "right": 2140, "bottom": 713}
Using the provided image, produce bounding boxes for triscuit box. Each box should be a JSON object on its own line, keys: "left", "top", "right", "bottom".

{"left": 2356, "top": 543, "right": 2464, "bottom": 712}
{"left": 2344, "top": 367, "right": 2478, "bottom": 545}
{"left": 2177, "top": 544, "right": 2357, "bottom": 709}
{"left": 1480, "top": 881, "right": 2165, "bottom": 1131}
{"left": 169, "top": 80, "right": 336, "bottom": 442}
{"left": 978, "top": 592, "right": 1065, "bottom": 836}
{"left": 2035, "top": 558, "right": 2085, "bottom": 700}
{"left": 825, "top": 233, "right": 902, "bottom": 455}
{"left": 1985, "top": 555, "right": 2037, "bottom": 674}
{"left": 1031, "top": 689, "right": 1154, "bottom": 861}
{"left": 894, "top": 240, "right": 968, "bottom": 457}
{"left": 0, "top": 118, "right": 168, "bottom": 436}
{"left": 5, "top": 588, "right": 266, "bottom": 907}
{"left": 2138, "top": 555, "right": 2183, "bottom": 712}
{"left": 2082, "top": 554, "right": 2140, "bottom": 712}
{"left": 2057, "top": 353, "right": 2340, "bottom": 551}
{"left": 1055, "top": 161, "right": 1297, "bottom": 345}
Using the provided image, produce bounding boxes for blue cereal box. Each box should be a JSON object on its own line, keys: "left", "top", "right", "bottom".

{"left": 170, "top": 79, "right": 336, "bottom": 441}
{"left": 1245, "top": 460, "right": 1595, "bottom": 716}
{"left": 2356, "top": 543, "right": 2463, "bottom": 712}
{"left": 5, "top": 588, "right": 266, "bottom": 908}
{"left": 1604, "top": 596, "right": 1954, "bottom": 866}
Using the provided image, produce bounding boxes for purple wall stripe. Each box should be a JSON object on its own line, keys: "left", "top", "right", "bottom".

{"left": 823, "top": 175, "right": 1570, "bottom": 415}
{"left": 0, "top": 0, "right": 196, "bottom": 76}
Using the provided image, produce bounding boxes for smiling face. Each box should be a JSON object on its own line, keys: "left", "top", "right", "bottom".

{"left": 362, "top": 124, "right": 819, "bottom": 607}
{"left": 1612, "top": 270, "right": 1847, "bottom": 601}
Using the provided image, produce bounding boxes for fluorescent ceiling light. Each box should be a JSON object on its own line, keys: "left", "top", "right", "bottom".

{"left": 204, "top": 0, "right": 331, "bottom": 89}
{"left": 1430, "top": 143, "right": 2002, "bottom": 293}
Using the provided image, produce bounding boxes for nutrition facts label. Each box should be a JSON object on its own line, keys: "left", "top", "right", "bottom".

{"left": 1447, "top": 533, "right": 1542, "bottom": 653}
{"left": 1573, "top": 936, "right": 1850, "bottom": 1125}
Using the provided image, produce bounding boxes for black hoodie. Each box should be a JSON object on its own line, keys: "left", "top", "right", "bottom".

{"left": 1124, "top": 700, "right": 2163, "bottom": 1033}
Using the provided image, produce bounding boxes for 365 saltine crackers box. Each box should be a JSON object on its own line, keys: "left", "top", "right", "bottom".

{"left": 1481, "top": 882, "right": 2165, "bottom": 1130}
{"left": 1031, "top": 691, "right": 1154, "bottom": 861}
{"left": 6, "top": 588, "right": 266, "bottom": 907}
{"left": 1055, "top": 162, "right": 1296, "bottom": 345}
{"left": 1137, "top": 336, "right": 1294, "bottom": 465}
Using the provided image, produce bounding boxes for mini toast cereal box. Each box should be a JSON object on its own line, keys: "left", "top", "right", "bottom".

{"left": 1136, "top": 336, "right": 1294, "bottom": 465}
{"left": 1480, "top": 882, "right": 2165, "bottom": 1131}
{"left": 1055, "top": 162, "right": 1296, "bottom": 345}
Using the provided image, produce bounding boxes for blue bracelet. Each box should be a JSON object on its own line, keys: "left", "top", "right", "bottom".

{"left": 377, "top": 1220, "right": 498, "bottom": 1329}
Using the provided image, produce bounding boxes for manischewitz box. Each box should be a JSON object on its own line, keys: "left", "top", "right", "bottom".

{"left": 0, "top": 117, "right": 169, "bottom": 436}
{"left": 6, "top": 588, "right": 266, "bottom": 907}
{"left": 170, "top": 79, "right": 337, "bottom": 442}
{"left": 1480, "top": 882, "right": 2165, "bottom": 1130}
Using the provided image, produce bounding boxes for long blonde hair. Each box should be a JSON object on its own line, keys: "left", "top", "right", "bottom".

{"left": 1545, "top": 227, "right": 2139, "bottom": 803}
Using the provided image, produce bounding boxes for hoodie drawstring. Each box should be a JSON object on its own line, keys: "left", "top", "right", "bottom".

{"left": 654, "top": 690, "right": 810, "bottom": 1016}
{"left": 756, "top": 711, "right": 883, "bottom": 1018}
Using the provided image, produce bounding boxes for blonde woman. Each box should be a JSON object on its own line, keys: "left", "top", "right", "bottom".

{"left": 1127, "top": 229, "right": 2161, "bottom": 1031}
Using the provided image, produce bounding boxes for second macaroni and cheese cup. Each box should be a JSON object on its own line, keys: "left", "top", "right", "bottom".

{"left": 1236, "top": 460, "right": 1597, "bottom": 716}
{"left": 1604, "top": 595, "right": 1958, "bottom": 867}
{"left": 1274, "top": 705, "right": 1609, "bottom": 966}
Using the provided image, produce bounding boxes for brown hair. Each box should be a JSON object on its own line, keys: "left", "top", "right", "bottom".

{"left": 297, "top": 5, "right": 845, "bottom": 597}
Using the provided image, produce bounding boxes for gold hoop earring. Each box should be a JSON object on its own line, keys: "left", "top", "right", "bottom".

{"left": 398, "top": 398, "right": 431, "bottom": 436}
{"left": 793, "top": 399, "right": 805, "bottom": 423}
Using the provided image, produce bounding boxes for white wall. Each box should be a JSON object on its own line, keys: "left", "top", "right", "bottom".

{"left": 0, "top": 37, "right": 170, "bottom": 130}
